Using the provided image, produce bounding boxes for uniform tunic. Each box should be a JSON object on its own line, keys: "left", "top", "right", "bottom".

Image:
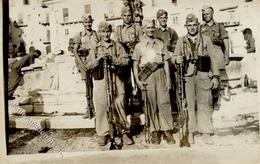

{"left": 172, "top": 34, "right": 219, "bottom": 134}
{"left": 73, "top": 29, "right": 98, "bottom": 79}
{"left": 154, "top": 26, "right": 179, "bottom": 114}
{"left": 87, "top": 40, "right": 129, "bottom": 136}
{"left": 200, "top": 21, "right": 228, "bottom": 70}
{"left": 114, "top": 23, "right": 143, "bottom": 55}
{"left": 8, "top": 54, "right": 33, "bottom": 98}
{"left": 154, "top": 26, "right": 179, "bottom": 52}
{"left": 133, "top": 37, "right": 173, "bottom": 132}
{"left": 114, "top": 23, "right": 143, "bottom": 114}
{"left": 73, "top": 29, "right": 98, "bottom": 106}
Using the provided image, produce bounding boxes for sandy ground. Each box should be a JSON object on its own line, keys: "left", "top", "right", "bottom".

{"left": 7, "top": 87, "right": 260, "bottom": 156}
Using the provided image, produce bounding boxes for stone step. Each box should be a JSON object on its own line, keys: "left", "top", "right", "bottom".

{"left": 9, "top": 115, "right": 96, "bottom": 129}
{"left": 32, "top": 103, "right": 87, "bottom": 114}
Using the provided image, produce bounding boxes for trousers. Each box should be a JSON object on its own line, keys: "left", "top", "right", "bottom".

{"left": 185, "top": 71, "right": 214, "bottom": 134}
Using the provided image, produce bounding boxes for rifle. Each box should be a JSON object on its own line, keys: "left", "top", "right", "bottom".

{"left": 176, "top": 62, "right": 190, "bottom": 148}
{"left": 141, "top": 85, "right": 150, "bottom": 143}
{"left": 103, "top": 58, "right": 122, "bottom": 150}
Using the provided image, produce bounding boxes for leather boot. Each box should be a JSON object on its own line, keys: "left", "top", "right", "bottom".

{"left": 164, "top": 130, "right": 176, "bottom": 144}
{"left": 122, "top": 133, "right": 134, "bottom": 145}
{"left": 98, "top": 135, "right": 111, "bottom": 146}
{"left": 202, "top": 133, "right": 214, "bottom": 145}
{"left": 151, "top": 131, "right": 161, "bottom": 145}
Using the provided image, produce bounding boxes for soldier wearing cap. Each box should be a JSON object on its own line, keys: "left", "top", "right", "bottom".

{"left": 72, "top": 14, "right": 98, "bottom": 119}
{"left": 172, "top": 13, "right": 219, "bottom": 145}
{"left": 114, "top": 6, "right": 143, "bottom": 119}
{"left": 86, "top": 22, "right": 134, "bottom": 146}
{"left": 154, "top": 9, "right": 179, "bottom": 121}
{"left": 133, "top": 19, "right": 175, "bottom": 145}
{"left": 154, "top": 9, "right": 179, "bottom": 53}
{"left": 200, "top": 6, "right": 230, "bottom": 110}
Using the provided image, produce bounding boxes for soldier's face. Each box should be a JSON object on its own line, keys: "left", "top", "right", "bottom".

{"left": 83, "top": 19, "right": 93, "bottom": 30}
{"left": 144, "top": 22, "right": 155, "bottom": 37}
{"left": 186, "top": 21, "right": 199, "bottom": 36}
{"left": 202, "top": 9, "right": 213, "bottom": 22}
{"left": 122, "top": 11, "right": 132, "bottom": 24}
{"left": 158, "top": 14, "right": 167, "bottom": 27}
{"left": 100, "top": 29, "right": 112, "bottom": 42}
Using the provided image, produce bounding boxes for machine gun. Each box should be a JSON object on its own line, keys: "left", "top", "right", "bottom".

{"left": 103, "top": 58, "right": 122, "bottom": 150}
{"left": 176, "top": 62, "right": 190, "bottom": 148}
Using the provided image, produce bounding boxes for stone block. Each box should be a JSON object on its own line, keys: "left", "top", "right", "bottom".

{"left": 45, "top": 116, "right": 95, "bottom": 129}
{"left": 9, "top": 116, "right": 47, "bottom": 130}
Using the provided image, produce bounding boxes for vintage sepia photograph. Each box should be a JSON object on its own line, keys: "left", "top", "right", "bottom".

{"left": 1, "top": 0, "right": 260, "bottom": 163}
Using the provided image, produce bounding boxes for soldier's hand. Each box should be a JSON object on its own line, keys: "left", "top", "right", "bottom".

{"left": 175, "top": 56, "right": 184, "bottom": 64}
{"left": 136, "top": 81, "right": 146, "bottom": 91}
{"left": 211, "top": 77, "right": 219, "bottom": 90}
{"left": 166, "top": 81, "right": 172, "bottom": 93}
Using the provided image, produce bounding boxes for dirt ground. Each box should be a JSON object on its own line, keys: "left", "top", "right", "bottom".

{"left": 7, "top": 87, "right": 260, "bottom": 155}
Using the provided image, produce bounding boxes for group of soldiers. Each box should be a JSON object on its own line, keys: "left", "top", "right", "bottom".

{"left": 72, "top": 5, "right": 230, "bottom": 148}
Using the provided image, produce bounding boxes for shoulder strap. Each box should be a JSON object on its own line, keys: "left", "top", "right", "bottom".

{"left": 134, "top": 24, "right": 138, "bottom": 39}
{"left": 93, "top": 30, "right": 99, "bottom": 41}
{"left": 117, "top": 25, "right": 123, "bottom": 43}
{"left": 169, "top": 28, "right": 173, "bottom": 41}
{"left": 201, "top": 33, "right": 204, "bottom": 56}
{"left": 112, "top": 40, "right": 117, "bottom": 57}
{"left": 80, "top": 31, "right": 82, "bottom": 42}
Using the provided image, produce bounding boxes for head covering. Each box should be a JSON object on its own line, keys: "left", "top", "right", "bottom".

{"left": 98, "top": 21, "right": 112, "bottom": 31}
{"left": 121, "top": 6, "right": 132, "bottom": 15}
{"left": 156, "top": 9, "right": 167, "bottom": 19}
{"left": 185, "top": 13, "right": 198, "bottom": 24}
{"left": 202, "top": 5, "right": 214, "bottom": 12}
{"left": 81, "top": 14, "right": 93, "bottom": 22}
{"left": 143, "top": 19, "right": 155, "bottom": 27}
{"left": 243, "top": 28, "right": 252, "bottom": 35}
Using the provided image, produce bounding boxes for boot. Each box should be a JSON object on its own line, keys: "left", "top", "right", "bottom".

{"left": 202, "top": 133, "right": 214, "bottom": 145}
{"left": 97, "top": 135, "right": 111, "bottom": 146}
{"left": 164, "top": 130, "right": 176, "bottom": 144}
{"left": 151, "top": 131, "right": 161, "bottom": 145}
{"left": 122, "top": 133, "right": 134, "bottom": 145}
{"left": 188, "top": 133, "right": 194, "bottom": 144}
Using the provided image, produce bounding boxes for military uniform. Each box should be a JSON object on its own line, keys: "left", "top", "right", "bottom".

{"left": 200, "top": 21, "right": 228, "bottom": 70}
{"left": 154, "top": 9, "right": 179, "bottom": 117}
{"left": 8, "top": 54, "right": 33, "bottom": 98}
{"left": 87, "top": 39, "right": 130, "bottom": 137}
{"left": 201, "top": 13, "right": 230, "bottom": 110}
{"left": 154, "top": 26, "right": 178, "bottom": 52}
{"left": 133, "top": 36, "right": 174, "bottom": 134}
{"left": 115, "top": 23, "right": 143, "bottom": 55}
{"left": 114, "top": 9, "right": 143, "bottom": 116}
{"left": 73, "top": 29, "right": 98, "bottom": 79}
{"left": 72, "top": 16, "right": 98, "bottom": 117}
{"left": 172, "top": 33, "right": 219, "bottom": 135}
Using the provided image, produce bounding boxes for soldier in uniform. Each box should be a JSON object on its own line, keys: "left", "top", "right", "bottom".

{"left": 8, "top": 47, "right": 41, "bottom": 99}
{"left": 172, "top": 14, "right": 219, "bottom": 144}
{"left": 154, "top": 9, "right": 179, "bottom": 124}
{"left": 86, "top": 22, "right": 134, "bottom": 146}
{"left": 154, "top": 9, "right": 179, "bottom": 54}
{"left": 133, "top": 19, "right": 175, "bottom": 145}
{"left": 114, "top": 6, "right": 143, "bottom": 118}
{"left": 200, "top": 6, "right": 230, "bottom": 110}
{"left": 73, "top": 14, "right": 98, "bottom": 119}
